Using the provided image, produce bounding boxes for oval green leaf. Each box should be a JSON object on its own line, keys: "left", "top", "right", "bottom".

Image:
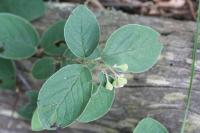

{"left": 0, "top": 58, "right": 16, "bottom": 90}
{"left": 31, "top": 109, "right": 44, "bottom": 131}
{"left": 62, "top": 49, "right": 77, "bottom": 67}
{"left": 41, "top": 20, "right": 67, "bottom": 56}
{"left": 18, "top": 91, "right": 38, "bottom": 121}
{"left": 32, "top": 57, "right": 55, "bottom": 80}
{"left": 61, "top": 60, "right": 77, "bottom": 67}
{"left": 78, "top": 84, "right": 115, "bottom": 122}
{"left": 133, "top": 117, "right": 168, "bottom": 133}
{"left": 0, "top": 14, "right": 39, "bottom": 60}
{"left": 37, "top": 64, "right": 92, "bottom": 129}
{"left": 0, "top": 0, "right": 45, "bottom": 21}
{"left": 87, "top": 47, "right": 101, "bottom": 60}
{"left": 64, "top": 5, "right": 100, "bottom": 58}
{"left": 102, "top": 24, "right": 163, "bottom": 73}
{"left": 63, "top": 48, "right": 77, "bottom": 59}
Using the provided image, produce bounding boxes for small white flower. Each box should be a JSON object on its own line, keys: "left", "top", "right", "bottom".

{"left": 113, "top": 64, "right": 128, "bottom": 72}
{"left": 106, "top": 80, "right": 113, "bottom": 91}
{"left": 112, "top": 76, "right": 127, "bottom": 88}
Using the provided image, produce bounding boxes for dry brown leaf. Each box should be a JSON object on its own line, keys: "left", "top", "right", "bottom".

{"left": 156, "top": 0, "right": 186, "bottom": 8}
{"left": 85, "top": 0, "right": 105, "bottom": 10}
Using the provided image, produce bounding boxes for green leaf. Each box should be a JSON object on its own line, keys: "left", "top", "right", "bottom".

{"left": 37, "top": 64, "right": 92, "bottom": 129}
{"left": 0, "top": 0, "right": 45, "bottom": 21}
{"left": 98, "top": 72, "right": 114, "bottom": 86}
{"left": 62, "top": 49, "right": 77, "bottom": 66}
{"left": 31, "top": 109, "right": 44, "bottom": 131}
{"left": 0, "top": 58, "right": 16, "bottom": 90}
{"left": 64, "top": 5, "right": 100, "bottom": 58}
{"left": 32, "top": 57, "right": 55, "bottom": 80}
{"left": 0, "top": 13, "right": 39, "bottom": 60}
{"left": 63, "top": 48, "right": 77, "bottom": 59}
{"left": 102, "top": 24, "right": 163, "bottom": 73}
{"left": 78, "top": 84, "right": 115, "bottom": 122}
{"left": 18, "top": 91, "right": 38, "bottom": 121}
{"left": 133, "top": 117, "right": 168, "bottom": 133}
{"left": 87, "top": 47, "right": 101, "bottom": 60}
{"left": 61, "top": 60, "right": 77, "bottom": 67}
{"left": 41, "top": 20, "right": 67, "bottom": 56}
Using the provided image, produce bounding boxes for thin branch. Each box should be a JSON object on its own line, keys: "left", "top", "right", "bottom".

{"left": 186, "top": 0, "right": 196, "bottom": 20}
{"left": 16, "top": 70, "right": 32, "bottom": 91}
{"left": 108, "top": 66, "right": 119, "bottom": 77}
{"left": 15, "top": 62, "right": 32, "bottom": 91}
{"left": 180, "top": 1, "right": 200, "bottom": 132}
{"left": 8, "top": 90, "right": 20, "bottom": 128}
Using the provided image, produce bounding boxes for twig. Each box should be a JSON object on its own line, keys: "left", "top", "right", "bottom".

{"left": 8, "top": 89, "right": 20, "bottom": 128}
{"left": 186, "top": 0, "right": 196, "bottom": 20}
{"left": 15, "top": 62, "right": 32, "bottom": 91}
{"left": 180, "top": 1, "right": 200, "bottom": 133}
{"left": 108, "top": 66, "right": 119, "bottom": 77}
{"left": 16, "top": 70, "right": 32, "bottom": 91}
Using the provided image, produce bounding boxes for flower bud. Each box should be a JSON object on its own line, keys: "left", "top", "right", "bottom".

{"left": 106, "top": 80, "right": 113, "bottom": 91}
{"left": 113, "top": 64, "right": 128, "bottom": 72}
{"left": 113, "top": 76, "right": 127, "bottom": 88}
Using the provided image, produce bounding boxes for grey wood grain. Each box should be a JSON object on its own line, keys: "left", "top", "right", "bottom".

{"left": 0, "top": 3, "right": 199, "bottom": 133}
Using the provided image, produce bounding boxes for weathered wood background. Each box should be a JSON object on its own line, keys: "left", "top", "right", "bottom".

{"left": 0, "top": 3, "right": 200, "bottom": 133}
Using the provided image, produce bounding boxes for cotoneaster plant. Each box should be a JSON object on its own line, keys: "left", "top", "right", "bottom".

{"left": 0, "top": 1, "right": 165, "bottom": 132}
{"left": 30, "top": 5, "right": 163, "bottom": 131}
{"left": 0, "top": 1, "right": 199, "bottom": 132}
